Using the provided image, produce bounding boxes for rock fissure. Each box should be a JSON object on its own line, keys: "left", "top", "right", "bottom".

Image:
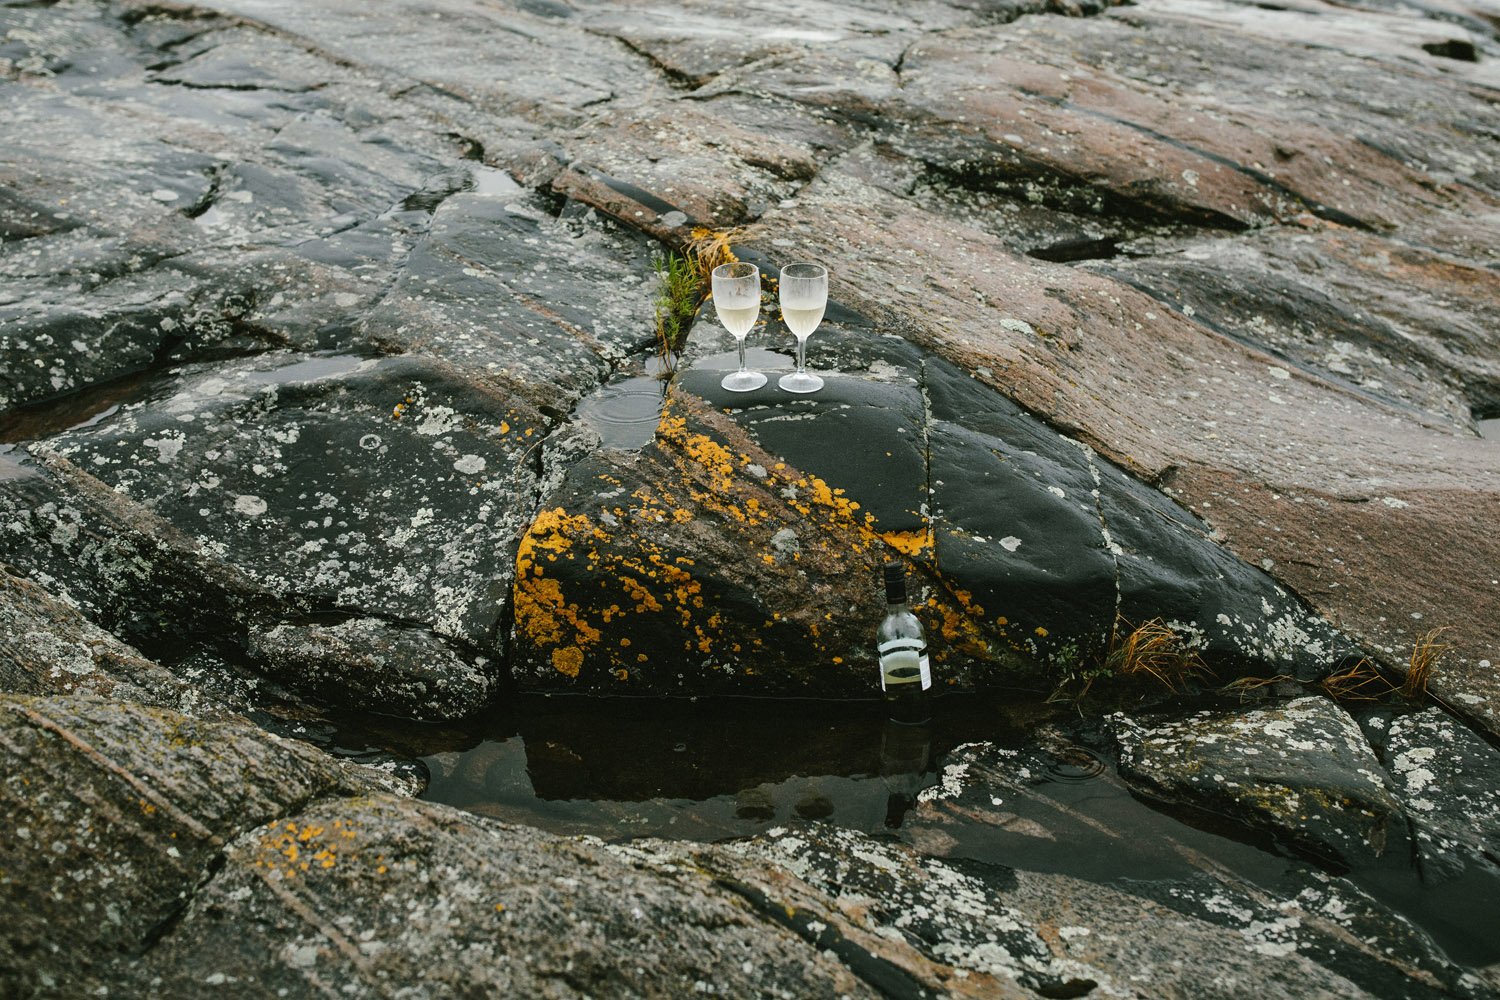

{"left": 713, "top": 877, "right": 937, "bottom": 1000}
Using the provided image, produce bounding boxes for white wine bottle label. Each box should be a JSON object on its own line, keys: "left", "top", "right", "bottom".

{"left": 878, "top": 641, "right": 933, "bottom": 692}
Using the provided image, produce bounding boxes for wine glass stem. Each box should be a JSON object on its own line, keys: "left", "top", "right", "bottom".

{"left": 795, "top": 336, "right": 808, "bottom": 375}
{"left": 736, "top": 335, "right": 748, "bottom": 374}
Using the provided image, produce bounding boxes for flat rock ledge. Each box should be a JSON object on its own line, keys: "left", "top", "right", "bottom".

{"left": 1112, "top": 696, "right": 1404, "bottom": 865}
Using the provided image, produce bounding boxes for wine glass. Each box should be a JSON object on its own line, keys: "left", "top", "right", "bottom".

{"left": 777, "top": 262, "right": 826, "bottom": 394}
{"left": 712, "top": 261, "right": 767, "bottom": 392}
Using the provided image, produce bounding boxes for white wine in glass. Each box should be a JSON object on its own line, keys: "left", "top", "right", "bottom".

{"left": 712, "top": 261, "right": 767, "bottom": 392}
{"left": 777, "top": 262, "right": 827, "bottom": 394}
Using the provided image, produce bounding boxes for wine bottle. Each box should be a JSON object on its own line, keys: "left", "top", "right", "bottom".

{"left": 877, "top": 561, "right": 931, "bottom": 724}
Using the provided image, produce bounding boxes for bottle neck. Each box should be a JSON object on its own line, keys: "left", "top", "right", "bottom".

{"left": 885, "top": 598, "right": 908, "bottom": 613}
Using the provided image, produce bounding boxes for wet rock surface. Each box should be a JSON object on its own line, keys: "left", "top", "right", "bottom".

{"left": 24, "top": 351, "right": 545, "bottom": 655}
{"left": 1383, "top": 708, "right": 1500, "bottom": 879}
{"left": 1113, "top": 696, "right": 1404, "bottom": 865}
{"left": 3, "top": 0, "right": 1496, "bottom": 708}
{"left": 247, "top": 617, "right": 498, "bottom": 722}
{"left": 0, "top": 568, "right": 215, "bottom": 715}
{"left": 886, "top": 730, "right": 1494, "bottom": 998}
{"left": 3, "top": 0, "right": 1500, "bottom": 994}
{"left": 683, "top": 825, "right": 1382, "bottom": 999}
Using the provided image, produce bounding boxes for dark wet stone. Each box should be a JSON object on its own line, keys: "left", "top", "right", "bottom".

{"left": 0, "top": 692, "right": 378, "bottom": 999}
{"left": 32, "top": 352, "right": 545, "bottom": 653}
{"left": 668, "top": 329, "right": 1354, "bottom": 688}
{"left": 906, "top": 738, "right": 1490, "bottom": 998}
{"left": 247, "top": 617, "right": 498, "bottom": 722}
{"left": 0, "top": 568, "right": 217, "bottom": 716}
{"left": 129, "top": 795, "right": 877, "bottom": 1000}
{"left": 509, "top": 390, "right": 911, "bottom": 695}
{"left": 1384, "top": 708, "right": 1500, "bottom": 877}
{"left": 1113, "top": 696, "right": 1404, "bottom": 865}
{"left": 0, "top": 448, "right": 273, "bottom": 661}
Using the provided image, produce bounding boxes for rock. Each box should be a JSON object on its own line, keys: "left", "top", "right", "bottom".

{"left": 1383, "top": 708, "right": 1500, "bottom": 878}
{"left": 509, "top": 389, "right": 917, "bottom": 695}
{"left": 0, "top": 693, "right": 378, "bottom": 999}
{"left": 0, "top": 568, "right": 216, "bottom": 715}
{"left": 514, "top": 318, "right": 1355, "bottom": 694}
{"left": 1, "top": 0, "right": 1499, "bottom": 990}
{"left": 904, "top": 738, "right": 1489, "bottom": 998}
{"left": 361, "top": 183, "right": 658, "bottom": 402}
{"left": 1113, "top": 696, "right": 1404, "bottom": 865}
{"left": 246, "top": 617, "right": 498, "bottom": 721}
{"left": 130, "top": 795, "right": 878, "bottom": 1000}
{"left": 0, "top": 446, "right": 273, "bottom": 658}
{"left": 28, "top": 352, "right": 546, "bottom": 654}
{"left": 681, "top": 825, "right": 1383, "bottom": 999}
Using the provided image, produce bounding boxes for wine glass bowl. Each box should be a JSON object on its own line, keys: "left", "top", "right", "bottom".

{"left": 712, "top": 261, "right": 767, "bottom": 392}
{"left": 777, "top": 262, "right": 827, "bottom": 394}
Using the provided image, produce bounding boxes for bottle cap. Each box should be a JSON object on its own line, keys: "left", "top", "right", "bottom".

{"left": 883, "top": 561, "right": 906, "bottom": 604}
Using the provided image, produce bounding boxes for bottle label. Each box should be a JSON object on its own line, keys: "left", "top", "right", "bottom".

{"left": 878, "top": 640, "right": 932, "bottom": 692}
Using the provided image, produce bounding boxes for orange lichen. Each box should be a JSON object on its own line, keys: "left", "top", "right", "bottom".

{"left": 882, "top": 529, "right": 932, "bottom": 556}
{"left": 508, "top": 396, "right": 1024, "bottom": 681}
{"left": 551, "top": 646, "right": 584, "bottom": 677}
{"left": 255, "top": 819, "right": 360, "bottom": 880}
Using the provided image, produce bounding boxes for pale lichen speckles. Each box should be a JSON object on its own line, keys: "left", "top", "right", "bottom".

{"left": 1113, "top": 697, "right": 1403, "bottom": 863}
{"left": 233, "top": 494, "right": 268, "bottom": 518}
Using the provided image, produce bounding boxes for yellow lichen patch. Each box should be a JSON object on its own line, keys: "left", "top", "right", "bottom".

{"left": 881, "top": 529, "right": 932, "bottom": 556}
{"left": 551, "top": 646, "right": 584, "bottom": 678}
{"left": 255, "top": 819, "right": 360, "bottom": 880}
{"left": 514, "top": 507, "right": 606, "bottom": 662}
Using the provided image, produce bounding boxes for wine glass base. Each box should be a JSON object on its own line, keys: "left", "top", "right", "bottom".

{"left": 778, "top": 371, "right": 824, "bottom": 394}
{"left": 721, "top": 370, "right": 768, "bottom": 392}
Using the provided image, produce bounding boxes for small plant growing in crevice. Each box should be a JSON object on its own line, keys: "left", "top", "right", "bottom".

{"left": 651, "top": 250, "right": 703, "bottom": 370}
{"left": 1049, "top": 615, "right": 1210, "bottom": 701}
{"left": 649, "top": 228, "right": 744, "bottom": 374}
{"left": 1221, "top": 673, "right": 1297, "bottom": 701}
{"left": 1402, "top": 626, "right": 1451, "bottom": 701}
{"left": 684, "top": 225, "right": 743, "bottom": 283}
{"left": 1317, "top": 659, "right": 1395, "bottom": 702}
{"left": 1104, "top": 617, "right": 1210, "bottom": 691}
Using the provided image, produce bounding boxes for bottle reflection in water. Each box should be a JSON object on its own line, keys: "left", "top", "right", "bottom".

{"left": 877, "top": 561, "right": 932, "bottom": 724}
{"left": 880, "top": 718, "right": 932, "bottom": 829}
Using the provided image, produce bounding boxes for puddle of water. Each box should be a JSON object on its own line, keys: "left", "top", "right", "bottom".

{"left": 241, "top": 353, "right": 365, "bottom": 386}
{"left": 575, "top": 374, "right": 668, "bottom": 449}
{"left": 469, "top": 164, "right": 524, "bottom": 198}
{"left": 0, "top": 443, "right": 38, "bottom": 481}
{"left": 298, "top": 693, "right": 1500, "bottom": 970}
{"left": 0, "top": 369, "right": 157, "bottom": 444}
{"left": 1479, "top": 417, "right": 1500, "bottom": 439}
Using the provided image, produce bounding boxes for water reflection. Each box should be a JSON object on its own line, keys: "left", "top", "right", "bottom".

{"left": 419, "top": 699, "right": 944, "bottom": 841}
{"left": 880, "top": 720, "right": 932, "bottom": 828}
{"left": 324, "top": 693, "right": 1500, "bottom": 967}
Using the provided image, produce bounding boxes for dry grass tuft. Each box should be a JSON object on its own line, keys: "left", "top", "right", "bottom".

{"left": 1051, "top": 616, "right": 1210, "bottom": 701}
{"left": 1318, "top": 659, "right": 1396, "bottom": 702}
{"left": 684, "top": 226, "right": 744, "bottom": 284}
{"left": 1220, "top": 673, "right": 1296, "bottom": 700}
{"left": 1402, "top": 626, "right": 1451, "bottom": 701}
{"left": 1104, "top": 616, "right": 1211, "bottom": 692}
